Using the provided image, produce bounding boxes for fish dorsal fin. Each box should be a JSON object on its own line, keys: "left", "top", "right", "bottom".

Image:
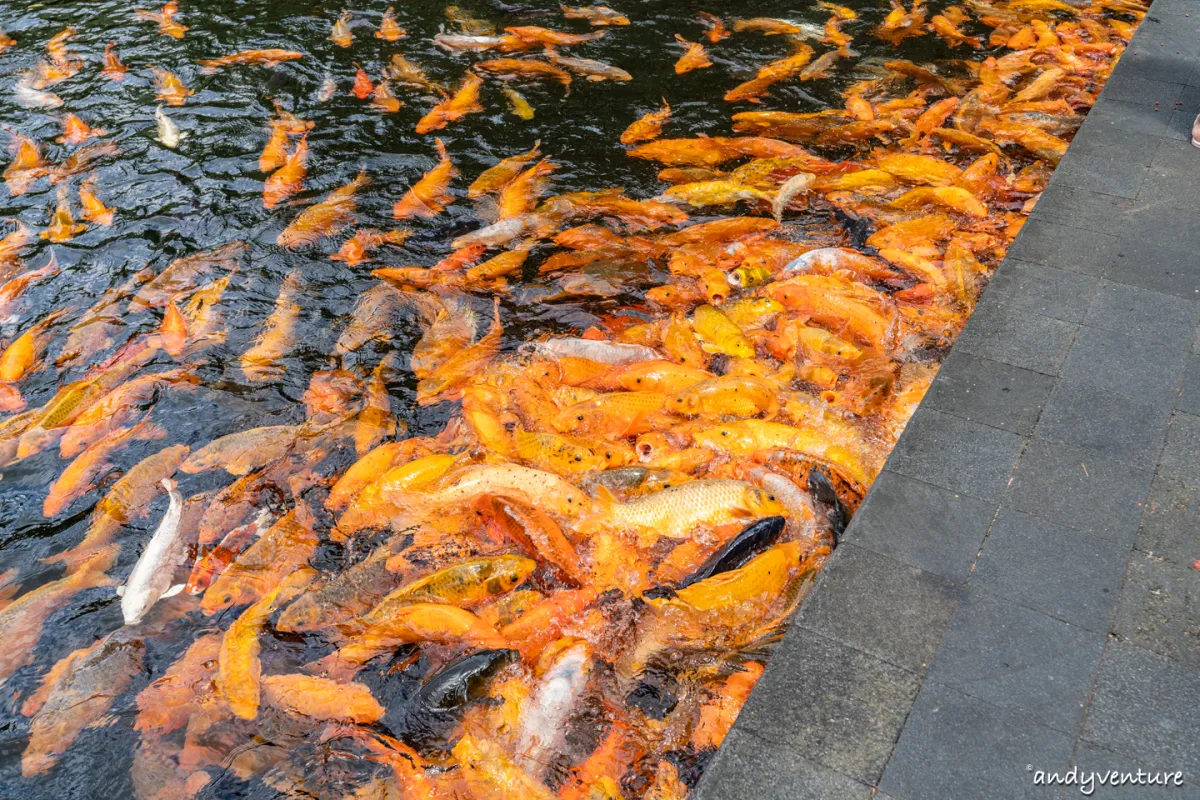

{"left": 162, "top": 583, "right": 186, "bottom": 598}
{"left": 592, "top": 484, "right": 619, "bottom": 507}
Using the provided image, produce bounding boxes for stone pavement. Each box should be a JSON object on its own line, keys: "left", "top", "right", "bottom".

{"left": 693, "top": 2, "right": 1200, "bottom": 797}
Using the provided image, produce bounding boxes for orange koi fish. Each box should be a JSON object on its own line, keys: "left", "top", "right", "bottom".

{"left": 41, "top": 186, "right": 86, "bottom": 243}
{"left": 79, "top": 180, "right": 114, "bottom": 225}
{"left": 674, "top": 35, "right": 712, "bottom": 73}
{"left": 416, "top": 72, "right": 484, "bottom": 134}
{"left": 134, "top": 2, "right": 187, "bottom": 38}
{"left": 505, "top": 25, "right": 606, "bottom": 46}
{"left": 621, "top": 100, "right": 671, "bottom": 144}
{"left": 372, "top": 82, "right": 403, "bottom": 113}
{"left": 3, "top": 133, "right": 45, "bottom": 197}
{"left": 331, "top": 228, "right": 411, "bottom": 266}
{"left": 560, "top": 4, "right": 630, "bottom": 26}
{"left": 150, "top": 66, "right": 193, "bottom": 106}
{"left": 277, "top": 171, "right": 369, "bottom": 248}
{"left": 331, "top": 10, "right": 353, "bottom": 47}
{"left": 101, "top": 43, "right": 127, "bottom": 81}
{"left": 376, "top": 7, "right": 407, "bottom": 41}
{"left": 394, "top": 139, "right": 457, "bottom": 219}
{"left": 259, "top": 103, "right": 313, "bottom": 172}
{"left": 198, "top": 49, "right": 304, "bottom": 72}
{"left": 57, "top": 114, "right": 106, "bottom": 145}
{"left": 263, "top": 133, "right": 307, "bottom": 209}
{"left": 352, "top": 63, "right": 374, "bottom": 99}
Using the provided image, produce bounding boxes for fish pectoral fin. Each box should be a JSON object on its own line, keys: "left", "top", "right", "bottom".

{"left": 162, "top": 583, "right": 186, "bottom": 598}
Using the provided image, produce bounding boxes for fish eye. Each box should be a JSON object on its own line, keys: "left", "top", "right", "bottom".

{"left": 577, "top": 414, "right": 584, "bottom": 421}
{"left": 768, "top": 494, "right": 776, "bottom": 501}
{"left": 574, "top": 455, "right": 582, "bottom": 461}
{"left": 721, "top": 430, "right": 728, "bottom": 436}
{"left": 636, "top": 378, "right": 642, "bottom": 383}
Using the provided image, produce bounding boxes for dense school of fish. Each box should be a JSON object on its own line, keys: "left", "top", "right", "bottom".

{"left": 0, "top": 0, "right": 1141, "bottom": 796}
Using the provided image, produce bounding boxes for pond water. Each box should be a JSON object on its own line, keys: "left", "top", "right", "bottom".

{"left": 0, "top": 0, "right": 1137, "bottom": 797}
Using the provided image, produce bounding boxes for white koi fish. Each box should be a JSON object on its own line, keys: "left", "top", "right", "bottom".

{"left": 117, "top": 478, "right": 185, "bottom": 625}
{"left": 154, "top": 106, "right": 187, "bottom": 149}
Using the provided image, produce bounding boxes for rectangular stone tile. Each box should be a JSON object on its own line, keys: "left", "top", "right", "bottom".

{"left": 925, "top": 588, "right": 1106, "bottom": 734}
{"left": 1178, "top": 354, "right": 1200, "bottom": 414}
{"left": 1082, "top": 642, "right": 1200, "bottom": 781}
{"left": 922, "top": 350, "right": 1055, "bottom": 436}
{"left": 1148, "top": 0, "right": 1200, "bottom": 17}
{"left": 1112, "top": 550, "right": 1200, "bottom": 667}
{"left": 1070, "top": 742, "right": 1200, "bottom": 800}
{"left": 974, "top": 508, "right": 1131, "bottom": 632}
{"left": 1083, "top": 279, "right": 1200, "bottom": 346}
{"left": 1004, "top": 218, "right": 1118, "bottom": 275}
{"left": 981, "top": 259, "right": 1099, "bottom": 323}
{"left": 1159, "top": 410, "right": 1200, "bottom": 476}
{"left": 1007, "top": 438, "right": 1155, "bottom": 542}
{"left": 1165, "top": 84, "right": 1200, "bottom": 141}
{"left": 692, "top": 729, "right": 873, "bottom": 800}
{"left": 1066, "top": 123, "right": 1163, "bottom": 167}
{"left": 1034, "top": 378, "right": 1172, "bottom": 470}
{"left": 734, "top": 628, "right": 921, "bottom": 785}
{"left": 1127, "top": 16, "right": 1200, "bottom": 57}
{"left": 1150, "top": 135, "right": 1200, "bottom": 182}
{"left": 796, "top": 544, "right": 959, "bottom": 674}
{"left": 1190, "top": 58, "right": 1200, "bottom": 87}
{"left": 1112, "top": 49, "right": 1200, "bottom": 87}
{"left": 1106, "top": 235, "right": 1200, "bottom": 299}
{"left": 888, "top": 410, "right": 1026, "bottom": 501}
{"left": 1051, "top": 150, "right": 1151, "bottom": 199}
{"left": 955, "top": 299, "right": 1077, "bottom": 375}
{"left": 1028, "top": 187, "right": 1136, "bottom": 238}
{"left": 1096, "top": 71, "right": 1186, "bottom": 108}
{"left": 879, "top": 681, "right": 1074, "bottom": 800}
{"left": 1136, "top": 470, "right": 1200, "bottom": 567}
{"left": 844, "top": 469, "right": 997, "bottom": 583}
{"left": 1083, "top": 96, "right": 1179, "bottom": 138}
{"left": 1059, "top": 326, "right": 1189, "bottom": 406}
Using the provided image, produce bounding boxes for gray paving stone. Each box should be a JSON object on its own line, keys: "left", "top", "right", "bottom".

{"left": 1106, "top": 235, "right": 1200, "bottom": 299}
{"left": 1165, "top": 85, "right": 1200, "bottom": 141}
{"left": 1113, "top": 48, "right": 1200, "bottom": 87}
{"left": 1159, "top": 411, "right": 1200, "bottom": 476}
{"left": 1034, "top": 379, "right": 1172, "bottom": 470}
{"left": 1068, "top": 124, "right": 1164, "bottom": 167}
{"left": 1188, "top": 59, "right": 1200, "bottom": 87}
{"left": 1083, "top": 279, "right": 1200, "bottom": 346}
{"left": 1052, "top": 150, "right": 1151, "bottom": 198}
{"left": 1097, "top": 70, "right": 1186, "bottom": 109}
{"left": 922, "top": 350, "right": 1055, "bottom": 436}
{"left": 879, "top": 681, "right": 1073, "bottom": 800}
{"left": 1059, "top": 325, "right": 1189, "bottom": 405}
{"left": 692, "top": 729, "right": 873, "bottom": 800}
{"left": 796, "top": 544, "right": 959, "bottom": 674}
{"left": 888, "top": 409, "right": 1026, "bottom": 501}
{"left": 843, "top": 469, "right": 997, "bottom": 582}
{"left": 925, "top": 589, "right": 1106, "bottom": 734}
{"left": 1005, "top": 219, "right": 1118, "bottom": 275}
{"left": 1070, "top": 742, "right": 1200, "bottom": 800}
{"left": 1082, "top": 642, "right": 1200, "bottom": 781}
{"left": 1136, "top": 470, "right": 1200, "bottom": 567}
{"left": 1083, "top": 96, "right": 1178, "bottom": 138}
{"left": 1150, "top": 135, "right": 1200, "bottom": 184}
{"left": 1112, "top": 550, "right": 1200, "bottom": 667}
{"left": 1178, "top": 354, "right": 1200, "bottom": 414}
{"left": 1148, "top": 0, "right": 1200, "bottom": 17}
{"left": 1007, "top": 438, "right": 1154, "bottom": 542}
{"left": 1028, "top": 187, "right": 1136, "bottom": 238}
{"left": 734, "top": 628, "right": 921, "bottom": 785}
{"left": 956, "top": 299, "right": 1077, "bottom": 375}
{"left": 981, "top": 259, "right": 1099, "bottom": 324}
{"left": 974, "top": 508, "right": 1130, "bottom": 632}
{"left": 1127, "top": 16, "right": 1200, "bottom": 58}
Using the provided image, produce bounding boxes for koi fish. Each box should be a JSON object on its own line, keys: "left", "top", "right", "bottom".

{"left": 416, "top": 72, "right": 484, "bottom": 134}
{"left": 394, "top": 139, "right": 457, "bottom": 219}
{"left": 560, "top": 4, "right": 630, "bottom": 26}
{"left": 376, "top": 7, "right": 406, "bottom": 41}
{"left": 154, "top": 106, "right": 186, "bottom": 149}
{"left": 117, "top": 479, "right": 186, "bottom": 625}
{"left": 331, "top": 10, "right": 353, "bottom": 47}
{"left": 151, "top": 66, "right": 192, "bottom": 106}
{"left": 134, "top": 2, "right": 187, "bottom": 38}
{"left": 102, "top": 43, "right": 127, "bottom": 81}
{"left": 263, "top": 133, "right": 307, "bottom": 209}
{"left": 241, "top": 271, "right": 303, "bottom": 381}
{"left": 277, "top": 171, "right": 369, "bottom": 247}
{"left": 198, "top": 48, "right": 304, "bottom": 72}
{"left": 674, "top": 35, "right": 712, "bottom": 73}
